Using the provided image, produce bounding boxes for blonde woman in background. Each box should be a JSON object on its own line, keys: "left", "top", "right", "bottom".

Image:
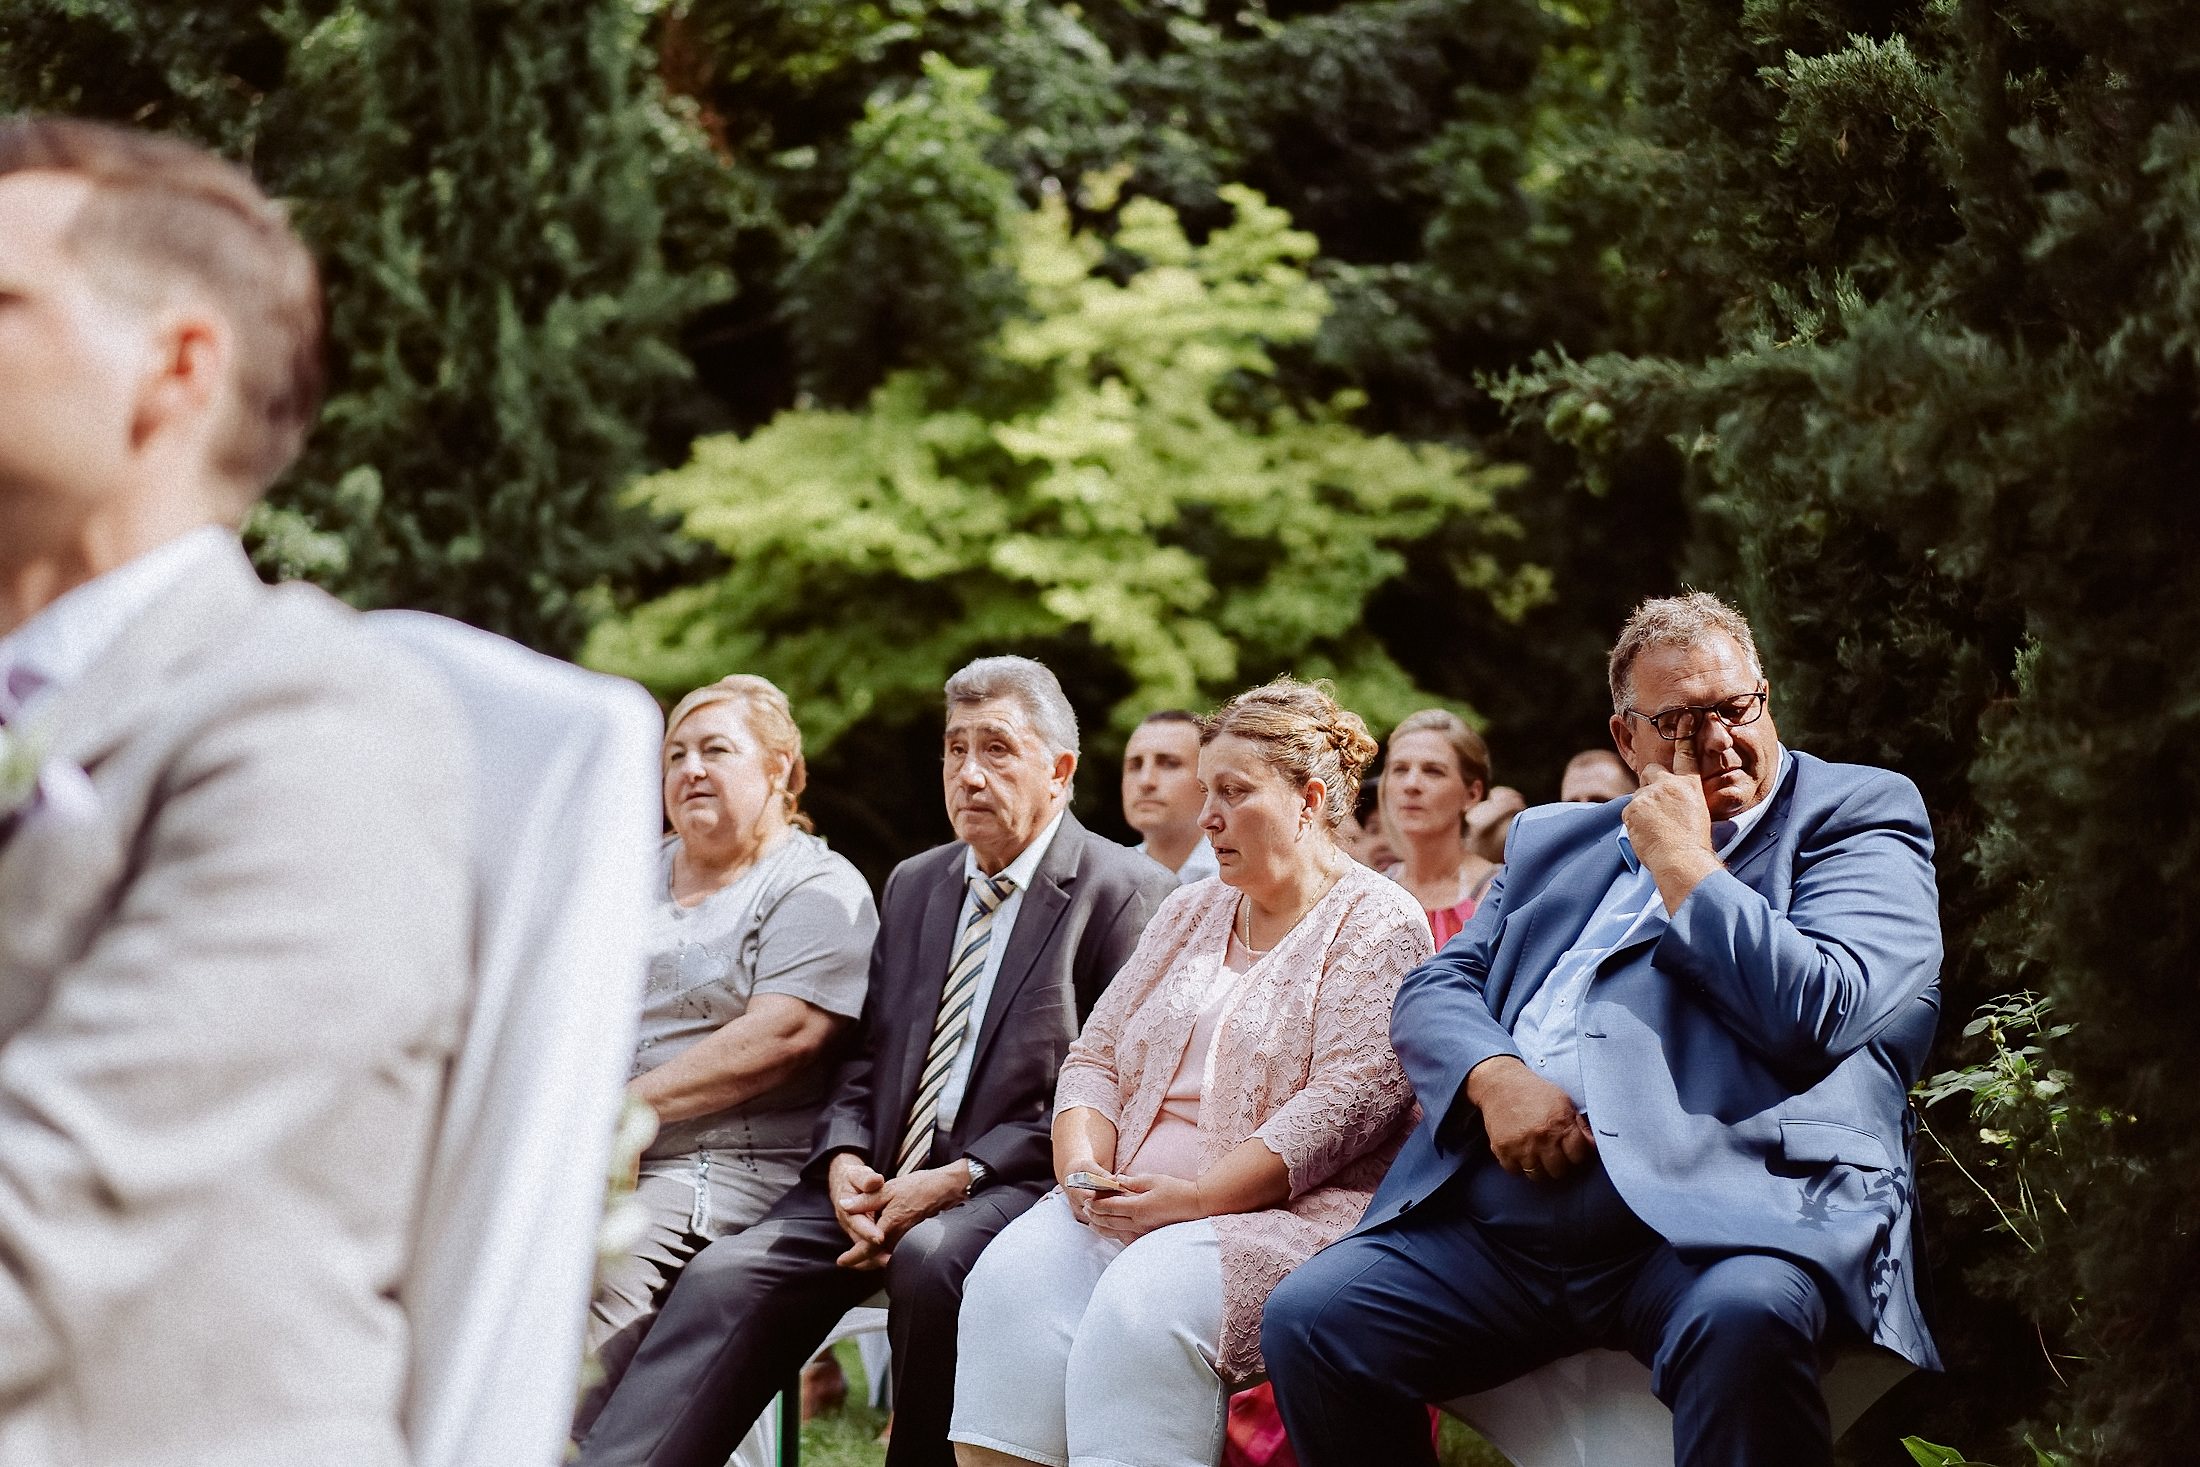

{"left": 1381, "top": 709, "right": 1499, "bottom": 946}
{"left": 574, "top": 676, "right": 879, "bottom": 1437}
{"left": 949, "top": 679, "right": 1432, "bottom": 1467}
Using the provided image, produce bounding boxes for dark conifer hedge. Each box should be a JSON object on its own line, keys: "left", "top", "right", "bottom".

{"left": 1510, "top": 2, "right": 2200, "bottom": 1458}
{"left": 0, "top": 0, "right": 724, "bottom": 657}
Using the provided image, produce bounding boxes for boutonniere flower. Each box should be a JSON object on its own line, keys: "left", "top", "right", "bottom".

{"left": 0, "top": 728, "right": 94, "bottom": 834}
{"left": 0, "top": 724, "right": 41, "bottom": 820}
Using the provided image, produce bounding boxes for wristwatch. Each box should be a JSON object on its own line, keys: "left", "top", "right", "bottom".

{"left": 963, "top": 1156, "right": 993, "bottom": 1194}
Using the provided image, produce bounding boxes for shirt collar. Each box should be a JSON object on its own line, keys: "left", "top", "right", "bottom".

{"left": 1135, "top": 834, "right": 1214, "bottom": 875}
{"left": 0, "top": 527, "right": 236, "bottom": 719}
{"left": 963, "top": 806, "right": 1068, "bottom": 892}
{"left": 1617, "top": 745, "right": 1789, "bottom": 873}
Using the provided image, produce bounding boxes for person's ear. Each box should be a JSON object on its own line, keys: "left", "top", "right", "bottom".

{"left": 1302, "top": 776, "right": 1328, "bottom": 828}
{"left": 1052, "top": 750, "right": 1077, "bottom": 791}
{"left": 1608, "top": 713, "right": 1640, "bottom": 775}
{"left": 131, "top": 305, "right": 229, "bottom": 454}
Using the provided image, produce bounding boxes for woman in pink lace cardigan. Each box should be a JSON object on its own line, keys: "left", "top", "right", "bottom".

{"left": 950, "top": 680, "right": 1434, "bottom": 1467}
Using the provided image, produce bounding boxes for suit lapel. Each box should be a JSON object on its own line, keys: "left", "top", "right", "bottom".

{"left": 889, "top": 858, "right": 972, "bottom": 1118}
{"left": 0, "top": 545, "right": 262, "bottom": 914}
{"left": 1499, "top": 825, "right": 1628, "bottom": 1028}
{"left": 1722, "top": 757, "right": 1800, "bottom": 890}
{"left": 26, "top": 541, "right": 265, "bottom": 776}
{"left": 963, "top": 814, "right": 1082, "bottom": 1086}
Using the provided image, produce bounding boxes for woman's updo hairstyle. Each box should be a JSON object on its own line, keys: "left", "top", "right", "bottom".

{"left": 664, "top": 674, "right": 814, "bottom": 834}
{"left": 1201, "top": 678, "right": 1380, "bottom": 830}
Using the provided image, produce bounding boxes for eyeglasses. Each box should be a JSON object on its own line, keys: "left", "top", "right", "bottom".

{"left": 1623, "top": 690, "right": 1768, "bottom": 742}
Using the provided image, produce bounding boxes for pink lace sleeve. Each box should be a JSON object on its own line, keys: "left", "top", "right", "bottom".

{"left": 1055, "top": 885, "right": 1199, "bottom": 1124}
{"left": 1252, "top": 891, "right": 1433, "bottom": 1196}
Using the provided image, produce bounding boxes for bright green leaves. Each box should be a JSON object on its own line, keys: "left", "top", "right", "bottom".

{"left": 589, "top": 176, "right": 1530, "bottom": 749}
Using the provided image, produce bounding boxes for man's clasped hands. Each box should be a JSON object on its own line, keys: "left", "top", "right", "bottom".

{"left": 828, "top": 1153, "right": 1207, "bottom": 1266}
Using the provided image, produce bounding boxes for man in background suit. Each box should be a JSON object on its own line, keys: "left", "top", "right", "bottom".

{"left": 1265, "top": 592, "right": 1944, "bottom": 1467}
{"left": 0, "top": 120, "right": 471, "bottom": 1465}
{"left": 580, "top": 655, "right": 1176, "bottom": 1467}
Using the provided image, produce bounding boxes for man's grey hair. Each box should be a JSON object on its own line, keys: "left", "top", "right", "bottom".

{"left": 1607, "top": 591, "right": 1765, "bottom": 713}
{"left": 944, "top": 655, "right": 1081, "bottom": 757}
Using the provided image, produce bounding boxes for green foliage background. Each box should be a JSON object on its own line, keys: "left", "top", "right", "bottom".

{"left": 0, "top": 0, "right": 725, "bottom": 656}
{"left": 9, "top": 0, "right": 2200, "bottom": 1458}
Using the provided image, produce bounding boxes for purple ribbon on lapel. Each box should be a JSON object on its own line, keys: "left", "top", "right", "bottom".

{"left": 0, "top": 662, "right": 46, "bottom": 726}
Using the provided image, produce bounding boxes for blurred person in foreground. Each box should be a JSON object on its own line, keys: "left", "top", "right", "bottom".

{"left": 1464, "top": 785, "right": 1526, "bottom": 866}
{"left": 1123, "top": 708, "right": 1219, "bottom": 883}
{"left": 1561, "top": 747, "right": 1636, "bottom": 803}
{"left": 0, "top": 119, "right": 471, "bottom": 1464}
{"left": 1380, "top": 710, "right": 1500, "bottom": 946}
{"left": 949, "top": 680, "right": 1431, "bottom": 1467}
{"left": 578, "top": 656, "right": 1175, "bottom": 1467}
{"left": 1264, "top": 592, "right": 1944, "bottom": 1467}
{"left": 573, "top": 675, "right": 877, "bottom": 1437}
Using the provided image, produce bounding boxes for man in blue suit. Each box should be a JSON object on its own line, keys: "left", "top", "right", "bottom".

{"left": 1263, "top": 592, "right": 1942, "bottom": 1467}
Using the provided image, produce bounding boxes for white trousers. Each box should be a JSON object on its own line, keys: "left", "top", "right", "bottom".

{"left": 950, "top": 1191, "right": 1228, "bottom": 1467}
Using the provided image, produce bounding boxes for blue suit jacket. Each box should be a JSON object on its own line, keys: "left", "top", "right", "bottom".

{"left": 1361, "top": 750, "right": 1943, "bottom": 1369}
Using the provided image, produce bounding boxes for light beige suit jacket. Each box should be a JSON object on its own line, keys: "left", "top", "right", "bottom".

{"left": 0, "top": 543, "right": 473, "bottom": 1466}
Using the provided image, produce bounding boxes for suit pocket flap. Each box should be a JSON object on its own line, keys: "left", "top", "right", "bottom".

{"left": 1780, "top": 1119, "right": 1893, "bottom": 1171}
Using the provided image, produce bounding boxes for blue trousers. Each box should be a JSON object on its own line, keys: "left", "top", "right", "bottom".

{"left": 1261, "top": 1158, "right": 1832, "bottom": 1467}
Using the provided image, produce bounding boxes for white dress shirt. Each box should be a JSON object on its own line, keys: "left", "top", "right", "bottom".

{"left": 935, "top": 808, "right": 1067, "bottom": 1133}
{"left": 1138, "top": 835, "right": 1219, "bottom": 885}
{"left": 1512, "top": 749, "right": 1789, "bottom": 1110}
{"left": 0, "top": 527, "right": 237, "bottom": 720}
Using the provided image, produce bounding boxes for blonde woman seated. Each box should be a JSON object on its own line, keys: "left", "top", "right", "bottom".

{"left": 575, "top": 675, "right": 879, "bottom": 1436}
{"left": 949, "top": 680, "right": 1435, "bottom": 1467}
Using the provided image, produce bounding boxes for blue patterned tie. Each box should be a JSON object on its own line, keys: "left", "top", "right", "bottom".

{"left": 896, "top": 873, "right": 1017, "bottom": 1176}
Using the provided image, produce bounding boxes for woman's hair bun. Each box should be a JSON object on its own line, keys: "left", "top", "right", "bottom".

{"left": 1203, "top": 677, "right": 1377, "bottom": 830}
{"left": 1325, "top": 712, "right": 1379, "bottom": 787}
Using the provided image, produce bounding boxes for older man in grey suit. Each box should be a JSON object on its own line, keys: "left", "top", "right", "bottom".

{"left": 0, "top": 119, "right": 471, "bottom": 1466}
{"left": 579, "top": 656, "right": 1176, "bottom": 1467}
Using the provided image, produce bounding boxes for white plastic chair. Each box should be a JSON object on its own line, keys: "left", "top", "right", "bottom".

{"left": 1441, "top": 1345, "right": 1912, "bottom": 1466}
{"left": 369, "top": 611, "right": 664, "bottom": 1467}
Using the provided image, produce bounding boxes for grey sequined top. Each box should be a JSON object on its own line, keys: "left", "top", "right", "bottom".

{"left": 632, "top": 829, "right": 876, "bottom": 1228}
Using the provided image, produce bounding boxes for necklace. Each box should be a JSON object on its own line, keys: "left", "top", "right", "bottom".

{"left": 1237, "top": 897, "right": 1270, "bottom": 955}
{"left": 1238, "top": 860, "right": 1343, "bottom": 955}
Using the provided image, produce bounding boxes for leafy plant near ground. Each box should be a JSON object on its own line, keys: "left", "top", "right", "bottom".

{"left": 1901, "top": 1434, "right": 2069, "bottom": 1467}
{"left": 1913, "top": 994, "right": 2085, "bottom": 1259}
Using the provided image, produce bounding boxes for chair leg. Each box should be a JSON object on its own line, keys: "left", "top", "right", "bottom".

{"left": 778, "top": 1387, "right": 800, "bottom": 1467}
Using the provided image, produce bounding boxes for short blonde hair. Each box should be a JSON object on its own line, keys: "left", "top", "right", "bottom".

{"left": 665, "top": 675, "right": 813, "bottom": 833}
{"left": 1202, "top": 678, "right": 1378, "bottom": 830}
{"left": 1384, "top": 709, "right": 1492, "bottom": 799}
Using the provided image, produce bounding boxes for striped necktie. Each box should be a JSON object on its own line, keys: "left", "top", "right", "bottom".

{"left": 895, "top": 872, "right": 1016, "bottom": 1177}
